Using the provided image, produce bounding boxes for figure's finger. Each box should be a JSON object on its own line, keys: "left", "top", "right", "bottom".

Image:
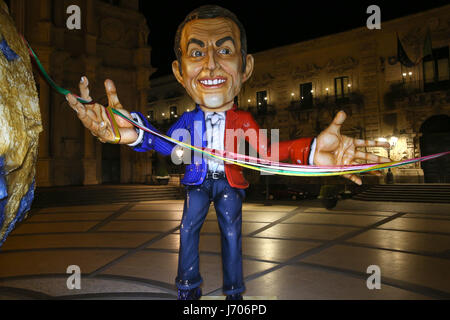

{"left": 97, "top": 120, "right": 111, "bottom": 141}
{"left": 355, "top": 151, "right": 391, "bottom": 163}
{"left": 79, "top": 76, "right": 92, "bottom": 101}
{"left": 343, "top": 173, "right": 362, "bottom": 185}
{"left": 326, "top": 111, "right": 347, "bottom": 135}
{"left": 105, "top": 79, "right": 121, "bottom": 107}
{"left": 354, "top": 139, "right": 390, "bottom": 149}
{"left": 67, "top": 94, "right": 103, "bottom": 134}
{"left": 66, "top": 94, "right": 86, "bottom": 117}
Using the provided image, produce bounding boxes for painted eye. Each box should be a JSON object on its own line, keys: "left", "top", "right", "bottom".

{"left": 219, "top": 48, "right": 231, "bottom": 55}
{"left": 190, "top": 50, "right": 204, "bottom": 58}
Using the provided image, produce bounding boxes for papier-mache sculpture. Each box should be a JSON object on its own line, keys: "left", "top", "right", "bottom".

{"left": 0, "top": 0, "right": 42, "bottom": 247}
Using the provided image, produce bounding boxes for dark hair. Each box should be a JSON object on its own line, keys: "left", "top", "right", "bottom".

{"left": 174, "top": 5, "right": 248, "bottom": 74}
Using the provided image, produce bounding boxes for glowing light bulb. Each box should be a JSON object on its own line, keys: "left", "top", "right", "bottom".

{"left": 176, "top": 148, "right": 184, "bottom": 158}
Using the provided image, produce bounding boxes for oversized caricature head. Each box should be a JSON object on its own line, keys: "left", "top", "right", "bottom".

{"left": 172, "top": 5, "right": 254, "bottom": 112}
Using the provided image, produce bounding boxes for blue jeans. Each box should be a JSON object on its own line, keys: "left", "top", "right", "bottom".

{"left": 175, "top": 177, "right": 246, "bottom": 295}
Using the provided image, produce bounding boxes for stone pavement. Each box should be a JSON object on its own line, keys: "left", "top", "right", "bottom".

{"left": 0, "top": 198, "right": 449, "bottom": 300}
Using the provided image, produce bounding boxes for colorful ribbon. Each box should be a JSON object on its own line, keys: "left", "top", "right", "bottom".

{"left": 22, "top": 36, "right": 121, "bottom": 144}
{"left": 23, "top": 37, "right": 450, "bottom": 177}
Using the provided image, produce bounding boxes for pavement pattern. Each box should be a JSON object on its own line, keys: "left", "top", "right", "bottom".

{"left": 0, "top": 198, "right": 449, "bottom": 300}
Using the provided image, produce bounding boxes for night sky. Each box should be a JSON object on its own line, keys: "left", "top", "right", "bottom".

{"left": 139, "top": 0, "right": 449, "bottom": 78}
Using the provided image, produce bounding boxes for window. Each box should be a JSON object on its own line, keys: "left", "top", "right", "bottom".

{"left": 170, "top": 106, "right": 178, "bottom": 120}
{"left": 101, "top": 0, "right": 121, "bottom": 5}
{"left": 334, "top": 76, "right": 350, "bottom": 100}
{"left": 256, "top": 91, "right": 267, "bottom": 113}
{"left": 300, "top": 82, "right": 313, "bottom": 108}
{"left": 147, "top": 110, "right": 154, "bottom": 122}
{"left": 423, "top": 46, "right": 450, "bottom": 92}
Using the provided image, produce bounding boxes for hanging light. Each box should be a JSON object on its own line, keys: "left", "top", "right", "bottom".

{"left": 175, "top": 148, "right": 184, "bottom": 158}
{"left": 389, "top": 136, "right": 398, "bottom": 147}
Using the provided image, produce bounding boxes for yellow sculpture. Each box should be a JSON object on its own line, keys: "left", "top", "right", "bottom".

{"left": 0, "top": 0, "right": 42, "bottom": 247}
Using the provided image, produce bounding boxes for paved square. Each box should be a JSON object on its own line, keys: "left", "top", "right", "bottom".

{"left": 0, "top": 198, "right": 449, "bottom": 299}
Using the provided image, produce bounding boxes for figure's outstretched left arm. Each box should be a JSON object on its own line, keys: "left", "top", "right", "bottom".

{"left": 240, "top": 112, "right": 315, "bottom": 166}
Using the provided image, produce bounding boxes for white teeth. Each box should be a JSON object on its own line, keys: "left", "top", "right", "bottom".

{"left": 201, "top": 79, "right": 226, "bottom": 85}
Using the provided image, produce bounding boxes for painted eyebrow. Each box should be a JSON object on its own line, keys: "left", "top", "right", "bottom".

{"left": 216, "top": 36, "right": 235, "bottom": 47}
{"left": 187, "top": 38, "right": 205, "bottom": 49}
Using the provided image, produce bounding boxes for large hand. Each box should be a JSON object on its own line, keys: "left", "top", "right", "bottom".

{"left": 314, "top": 111, "right": 391, "bottom": 185}
{"left": 66, "top": 77, "right": 138, "bottom": 144}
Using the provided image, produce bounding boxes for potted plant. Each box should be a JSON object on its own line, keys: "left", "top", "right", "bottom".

{"left": 319, "top": 185, "right": 339, "bottom": 209}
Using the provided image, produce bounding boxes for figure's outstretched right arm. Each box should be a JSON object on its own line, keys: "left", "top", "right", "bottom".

{"left": 128, "top": 112, "right": 188, "bottom": 157}
{"left": 66, "top": 76, "right": 187, "bottom": 157}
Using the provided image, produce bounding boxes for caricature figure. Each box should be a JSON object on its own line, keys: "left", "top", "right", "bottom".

{"left": 66, "top": 5, "right": 390, "bottom": 300}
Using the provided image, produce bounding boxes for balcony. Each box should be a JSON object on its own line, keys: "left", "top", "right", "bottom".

{"left": 384, "top": 80, "right": 450, "bottom": 109}
{"left": 288, "top": 91, "right": 365, "bottom": 121}
{"left": 247, "top": 104, "right": 277, "bottom": 123}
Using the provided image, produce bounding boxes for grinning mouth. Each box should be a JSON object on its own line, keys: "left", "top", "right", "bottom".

{"left": 198, "top": 77, "right": 227, "bottom": 87}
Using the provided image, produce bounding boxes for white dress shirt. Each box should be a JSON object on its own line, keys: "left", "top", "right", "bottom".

{"left": 205, "top": 111, "right": 226, "bottom": 173}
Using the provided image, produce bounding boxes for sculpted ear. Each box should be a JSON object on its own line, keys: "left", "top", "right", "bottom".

{"left": 242, "top": 54, "right": 254, "bottom": 83}
{"left": 172, "top": 60, "right": 185, "bottom": 87}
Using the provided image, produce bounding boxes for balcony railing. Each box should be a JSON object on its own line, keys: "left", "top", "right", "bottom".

{"left": 384, "top": 79, "right": 450, "bottom": 109}
{"left": 247, "top": 104, "right": 277, "bottom": 120}
{"left": 287, "top": 91, "right": 365, "bottom": 121}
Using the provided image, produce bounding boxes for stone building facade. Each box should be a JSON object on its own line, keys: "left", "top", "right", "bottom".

{"left": 6, "top": 0, "right": 154, "bottom": 186}
{"left": 146, "top": 5, "right": 450, "bottom": 184}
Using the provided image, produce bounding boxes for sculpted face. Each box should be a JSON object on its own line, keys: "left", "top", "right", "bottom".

{"left": 172, "top": 17, "right": 254, "bottom": 112}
